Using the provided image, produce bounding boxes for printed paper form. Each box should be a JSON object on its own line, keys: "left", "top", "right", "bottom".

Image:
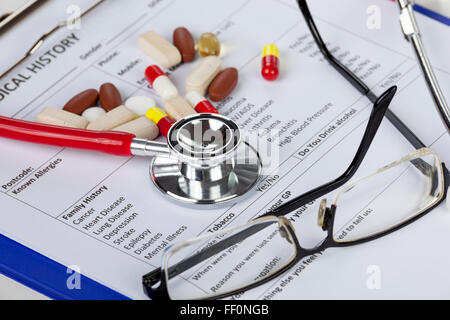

{"left": 0, "top": 0, "right": 449, "bottom": 299}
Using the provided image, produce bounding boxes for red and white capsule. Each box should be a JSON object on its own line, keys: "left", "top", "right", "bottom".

{"left": 186, "top": 91, "right": 219, "bottom": 114}
{"left": 145, "top": 65, "right": 178, "bottom": 101}
{"left": 261, "top": 44, "right": 280, "bottom": 81}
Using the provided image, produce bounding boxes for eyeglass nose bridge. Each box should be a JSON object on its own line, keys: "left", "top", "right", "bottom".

{"left": 317, "top": 199, "right": 332, "bottom": 231}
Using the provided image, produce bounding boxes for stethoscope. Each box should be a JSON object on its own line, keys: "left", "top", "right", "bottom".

{"left": 0, "top": 113, "right": 262, "bottom": 206}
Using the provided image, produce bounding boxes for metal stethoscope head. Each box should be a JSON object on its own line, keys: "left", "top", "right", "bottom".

{"left": 0, "top": 113, "right": 262, "bottom": 206}
{"left": 131, "top": 113, "right": 262, "bottom": 206}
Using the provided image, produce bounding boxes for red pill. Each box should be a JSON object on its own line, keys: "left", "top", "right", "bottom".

{"left": 261, "top": 44, "right": 280, "bottom": 81}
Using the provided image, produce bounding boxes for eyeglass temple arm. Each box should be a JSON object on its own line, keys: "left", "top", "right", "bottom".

{"left": 299, "top": 0, "right": 442, "bottom": 180}
{"left": 268, "top": 86, "right": 396, "bottom": 218}
{"left": 297, "top": 0, "right": 427, "bottom": 151}
{"left": 297, "top": 1, "right": 369, "bottom": 95}
{"left": 298, "top": 0, "right": 436, "bottom": 178}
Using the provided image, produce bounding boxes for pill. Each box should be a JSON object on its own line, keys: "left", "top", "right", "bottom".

{"left": 63, "top": 89, "right": 98, "bottom": 115}
{"left": 173, "top": 27, "right": 196, "bottom": 63}
{"left": 87, "top": 105, "right": 138, "bottom": 131}
{"left": 81, "top": 107, "right": 106, "bottom": 123}
{"left": 198, "top": 32, "right": 221, "bottom": 58}
{"left": 164, "top": 96, "right": 196, "bottom": 121}
{"left": 138, "top": 30, "right": 182, "bottom": 69}
{"left": 186, "top": 91, "right": 218, "bottom": 114}
{"left": 125, "top": 96, "right": 156, "bottom": 116}
{"left": 99, "top": 83, "right": 122, "bottom": 111}
{"left": 35, "top": 106, "right": 88, "bottom": 129}
{"left": 146, "top": 107, "right": 175, "bottom": 137}
{"left": 113, "top": 116, "right": 159, "bottom": 140}
{"left": 186, "top": 56, "right": 222, "bottom": 96}
{"left": 261, "top": 44, "right": 280, "bottom": 81}
{"left": 208, "top": 67, "right": 238, "bottom": 102}
{"left": 145, "top": 65, "right": 178, "bottom": 101}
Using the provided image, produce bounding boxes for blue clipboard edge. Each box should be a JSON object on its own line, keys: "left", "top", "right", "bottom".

{"left": 0, "top": 2, "right": 448, "bottom": 301}
{"left": 0, "top": 234, "right": 130, "bottom": 300}
{"left": 414, "top": 4, "right": 450, "bottom": 26}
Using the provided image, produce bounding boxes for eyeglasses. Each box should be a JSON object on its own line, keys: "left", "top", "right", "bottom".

{"left": 144, "top": 147, "right": 448, "bottom": 300}
{"left": 142, "top": 0, "right": 450, "bottom": 299}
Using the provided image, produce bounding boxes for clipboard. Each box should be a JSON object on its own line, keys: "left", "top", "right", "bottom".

{"left": 0, "top": 234, "right": 129, "bottom": 300}
{"left": 414, "top": 3, "right": 450, "bottom": 26}
{"left": 0, "top": 0, "right": 44, "bottom": 32}
{"left": 0, "top": 3, "right": 448, "bottom": 300}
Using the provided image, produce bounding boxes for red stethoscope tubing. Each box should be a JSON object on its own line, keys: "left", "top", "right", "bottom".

{"left": 0, "top": 116, "right": 135, "bottom": 156}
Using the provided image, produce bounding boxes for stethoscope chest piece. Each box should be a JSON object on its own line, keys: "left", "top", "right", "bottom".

{"left": 150, "top": 113, "right": 262, "bottom": 206}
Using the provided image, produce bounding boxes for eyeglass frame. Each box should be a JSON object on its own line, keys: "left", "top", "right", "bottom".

{"left": 145, "top": 147, "right": 448, "bottom": 300}
{"left": 142, "top": 0, "right": 450, "bottom": 300}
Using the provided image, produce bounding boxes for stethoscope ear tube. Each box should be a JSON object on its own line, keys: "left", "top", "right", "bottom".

{"left": 0, "top": 116, "right": 135, "bottom": 156}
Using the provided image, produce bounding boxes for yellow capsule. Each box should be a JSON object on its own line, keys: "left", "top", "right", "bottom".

{"left": 198, "top": 32, "right": 221, "bottom": 57}
{"left": 263, "top": 44, "right": 279, "bottom": 58}
{"left": 146, "top": 107, "right": 167, "bottom": 124}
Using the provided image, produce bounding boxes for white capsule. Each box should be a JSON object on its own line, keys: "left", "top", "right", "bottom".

{"left": 81, "top": 107, "right": 106, "bottom": 123}
{"left": 145, "top": 65, "right": 179, "bottom": 101}
{"left": 186, "top": 91, "right": 205, "bottom": 107}
{"left": 125, "top": 96, "right": 156, "bottom": 116}
{"left": 153, "top": 76, "right": 178, "bottom": 101}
